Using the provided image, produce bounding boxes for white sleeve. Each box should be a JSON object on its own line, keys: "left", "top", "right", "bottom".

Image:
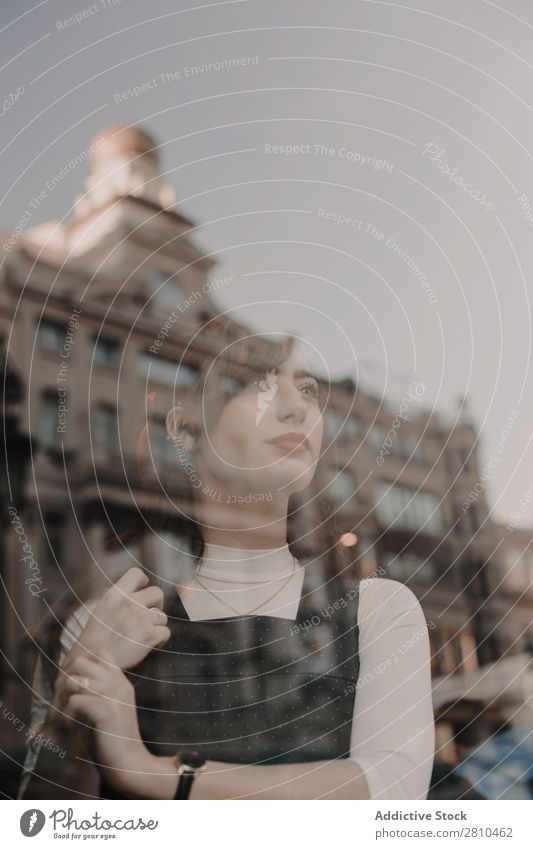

{"left": 349, "top": 579, "right": 435, "bottom": 800}
{"left": 58, "top": 601, "right": 96, "bottom": 664}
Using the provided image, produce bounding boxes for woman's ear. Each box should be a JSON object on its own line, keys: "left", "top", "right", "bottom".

{"left": 166, "top": 406, "right": 196, "bottom": 450}
{"left": 165, "top": 406, "right": 181, "bottom": 441}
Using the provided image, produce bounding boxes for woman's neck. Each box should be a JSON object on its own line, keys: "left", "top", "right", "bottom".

{"left": 201, "top": 521, "right": 287, "bottom": 550}
{"left": 195, "top": 471, "right": 290, "bottom": 549}
{"left": 199, "top": 503, "right": 288, "bottom": 549}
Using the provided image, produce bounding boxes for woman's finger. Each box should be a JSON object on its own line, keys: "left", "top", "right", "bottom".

{"left": 62, "top": 674, "right": 127, "bottom": 706}
{"left": 66, "top": 675, "right": 91, "bottom": 691}
{"left": 62, "top": 655, "right": 111, "bottom": 683}
{"left": 134, "top": 585, "right": 165, "bottom": 609}
{"left": 66, "top": 693, "right": 106, "bottom": 726}
{"left": 149, "top": 608, "right": 168, "bottom": 626}
{"left": 112, "top": 567, "right": 150, "bottom": 594}
{"left": 149, "top": 625, "right": 171, "bottom": 647}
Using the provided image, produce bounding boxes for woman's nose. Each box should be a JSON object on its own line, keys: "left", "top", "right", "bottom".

{"left": 275, "top": 382, "right": 307, "bottom": 422}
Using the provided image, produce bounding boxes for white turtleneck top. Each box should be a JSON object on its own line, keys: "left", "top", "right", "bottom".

{"left": 21, "top": 543, "right": 435, "bottom": 800}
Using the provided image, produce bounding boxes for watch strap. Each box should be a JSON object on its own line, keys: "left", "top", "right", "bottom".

{"left": 174, "top": 770, "right": 195, "bottom": 800}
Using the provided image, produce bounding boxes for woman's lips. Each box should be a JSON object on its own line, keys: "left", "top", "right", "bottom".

{"left": 267, "top": 433, "right": 310, "bottom": 452}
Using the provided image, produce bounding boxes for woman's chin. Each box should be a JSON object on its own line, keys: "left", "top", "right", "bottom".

{"left": 265, "top": 468, "right": 316, "bottom": 496}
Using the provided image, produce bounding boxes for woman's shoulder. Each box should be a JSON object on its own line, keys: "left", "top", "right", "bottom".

{"left": 358, "top": 577, "right": 427, "bottom": 627}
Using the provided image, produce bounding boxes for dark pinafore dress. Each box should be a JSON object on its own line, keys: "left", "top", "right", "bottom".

{"left": 99, "top": 565, "right": 360, "bottom": 798}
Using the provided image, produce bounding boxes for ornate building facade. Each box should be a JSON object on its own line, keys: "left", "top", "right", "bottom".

{"left": 0, "top": 123, "right": 524, "bottom": 721}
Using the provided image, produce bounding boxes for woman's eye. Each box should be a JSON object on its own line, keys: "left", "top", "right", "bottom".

{"left": 299, "top": 381, "right": 319, "bottom": 399}
{"left": 247, "top": 370, "right": 278, "bottom": 390}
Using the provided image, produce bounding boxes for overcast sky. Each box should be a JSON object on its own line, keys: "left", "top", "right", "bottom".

{"left": 2, "top": 0, "right": 533, "bottom": 524}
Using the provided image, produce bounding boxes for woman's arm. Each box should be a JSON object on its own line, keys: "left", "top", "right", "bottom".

{"left": 60, "top": 654, "right": 370, "bottom": 800}
{"left": 348, "top": 579, "right": 435, "bottom": 799}
{"left": 126, "top": 753, "right": 370, "bottom": 800}
{"left": 18, "top": 639, "right": 101, "bottom": 799}
{"left": 19, "top": 565, "right": 167, "bottom": 799}
{"left": 60, "top": 567, "right": 170, "bottom": 672}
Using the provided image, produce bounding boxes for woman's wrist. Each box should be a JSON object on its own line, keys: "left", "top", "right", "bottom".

{"left": 111, "top": 749, "right": 179, "bottom": 799}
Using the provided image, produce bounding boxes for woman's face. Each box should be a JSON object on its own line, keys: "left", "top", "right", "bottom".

{"left": 197, "top": 350, "right": 324, "bottom": 497}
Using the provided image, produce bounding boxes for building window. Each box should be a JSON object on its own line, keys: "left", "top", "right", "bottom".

{"left": 42, "top": 512, "right": 63, "bottom": 572}
{"left": 440, "top": 628, "right": 461, "bottom": 674}
{"left": 345, "top": 416, "right": 363, "bottom": 439}
{"left": 502, "top": 547, "right": 529, "bottom": 591}
{"left": 327, "top": 467, "right": 356, "bottom": 504}
{"left": 38, "top": 391, "right": 62, "bottom": 447}
{"left": 325, "top": 409, "right": 363, "bottom": 442}
{"left": 401, "top": 432, "right": 426, "bottom": 464}
{"left": 375, "top": 480, "right": 443, "bottom": 534}
{"left": 429, "top": 629, "right": 443, "bottom": 675}
{"left": 90, "top": 335, "right": 120, "bottom": 367}
{"left": 324, "top": 409, "right": 344, "bottom": 441}
{"left": 383, "top": 551, "right": 437, "bottom": 583}
{"left": 93, "top": 403, "right": 120, "bottom": 454}
{"left": 369, "top": 424, "right": 426, "bottom": 464}
{"left": 147, "top": 417, "right": 175, "bottom": 464}
{"left": 459, "top": 630, "right": 479, "bottom": 673}
{"left": 137, "top": 353, "right": 199, "bottom": 388}
{"left": 368, "top": 423, "right": 387, "bottom": 452}
{"left": 458, "top": 447, "right": 472, "bottom": 473}
{"left": 146, "top": 273, "right": 187, "bottom": 309}
{"left": 36, "top": 319, "right": 64, "bottom": 353}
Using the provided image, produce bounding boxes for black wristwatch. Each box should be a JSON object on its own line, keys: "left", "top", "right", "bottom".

{"left": 172, "top": 750, "right": 207, "bottom": 799}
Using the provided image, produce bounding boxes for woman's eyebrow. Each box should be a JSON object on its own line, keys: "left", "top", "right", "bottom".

{"left": 292, "top": 369, "right": 320, "bottom": 382}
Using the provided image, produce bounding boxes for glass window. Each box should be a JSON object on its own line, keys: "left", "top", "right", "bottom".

{"left": 146, "top": 273, "right": 187, "bottom": 309}
{"left": 93, "top": 404, "right": 120, "bottom": 453}
{"left": 401, "top": 432, "right": 426, "bottom": 463}
{"left": 36, "top": 319, "right": 64, "bottom": 353}
{"left": 344, "top": 416, "right": 363, "bottom": 439}
{"left": 375, "top": 480, "right": 443, "bottom": 534}
{"left": 458, "top": 447, "right": 472, "bottom": 473}
{"left": 42, "top": 512, "right": 63, "bottom": 571}
{"left": 324, "top": 409, "right": 363, "bottom": 442}
{"left": 384, "top": 551, "right": 436, "bottom": 583}
{"left": 137, "top": 353, "right": 199, "bottom": 388}
{"left": 327, "top": 468, "right": 355, "bottom": 504}
{"left": 368, "top": 423, "right": 387, "bottom": 452}
{"left": 90, "top": 336, "right": 120, "bottom": 367}
{"left": 38, "top": 392, "right": 62, "bottom": 447}
{"left": 324, "top": 409, "right": 344, "bottom": 441}
{"left": 441, "top": 628, "right": 460, "bottom": 674}
{"left": 147, "top": 418, "right": 176, "bottom": 464}
{"left": 502, "top": 547, "right": 529, "bottom": 591}
{"left": 459, "top": 630, "right": 479, "bottom": 673}
{"left": 429, "top": 629, "right": 443, "bottom": 675}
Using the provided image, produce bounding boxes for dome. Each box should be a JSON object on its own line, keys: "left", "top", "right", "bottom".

{"left": 89, "top": 123, "right": 159, "bottom": 169}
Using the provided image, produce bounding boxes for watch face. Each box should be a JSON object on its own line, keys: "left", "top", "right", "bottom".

{"left": 179, "top": 750, "right": 206, "bottom": 770}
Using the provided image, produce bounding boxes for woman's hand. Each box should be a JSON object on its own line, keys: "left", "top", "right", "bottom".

{"left": 62, "top": 567, "right": 171, "bottom": 672}
{"left": 58, "top": 650, "right": 176, "bottom": 798}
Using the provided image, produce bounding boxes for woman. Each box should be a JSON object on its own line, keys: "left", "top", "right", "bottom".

{"left": 19, "top": 320, "right": 434, "bottom": 800}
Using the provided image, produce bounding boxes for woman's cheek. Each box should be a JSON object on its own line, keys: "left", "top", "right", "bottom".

{"left": 225, "top": 394, "right": 258, "bottom": 427}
